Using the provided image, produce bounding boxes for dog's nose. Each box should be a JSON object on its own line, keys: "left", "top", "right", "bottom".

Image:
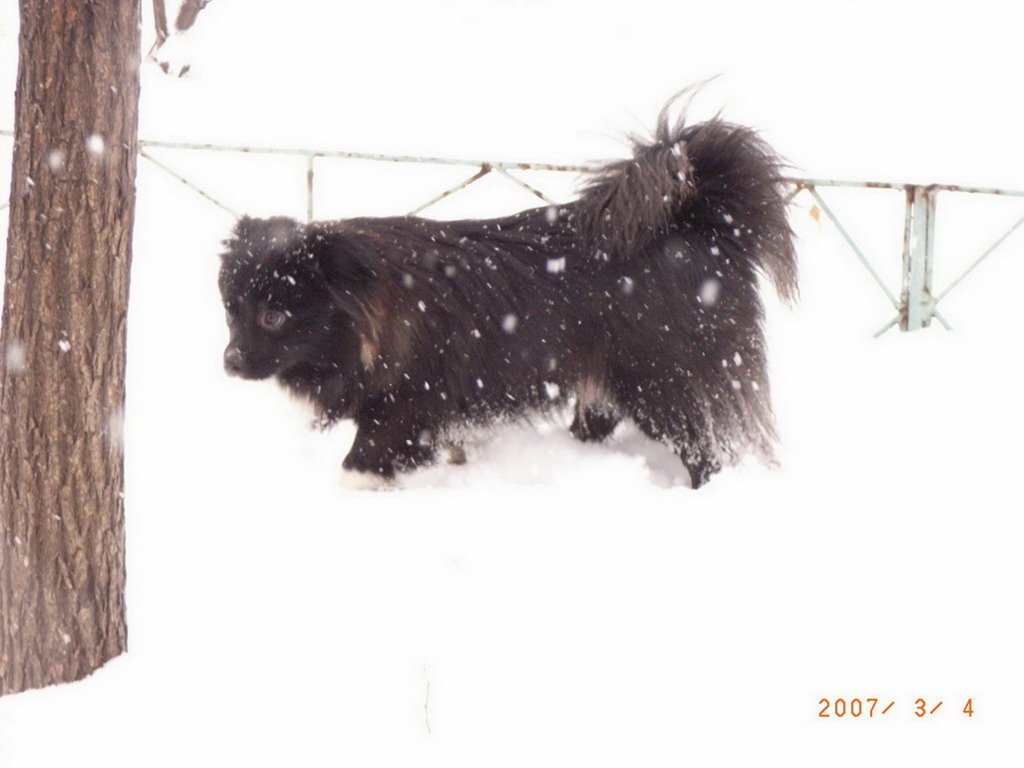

{"left": 224, "top": 347, "right": 244, "bottom": 376}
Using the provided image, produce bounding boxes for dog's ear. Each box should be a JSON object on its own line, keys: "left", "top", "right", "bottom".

{"left": 226, "top": 216, "right": 303, "bottom": 255}
{"left": 303, "top": 224, "right": 380, "bottom": 316}
{"left": 303, "top": 223, "right": 394, "bottom": 372}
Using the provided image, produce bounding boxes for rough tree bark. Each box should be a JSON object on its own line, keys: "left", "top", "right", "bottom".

{"left": 174, "top": 0, "right": 214, "bottom": 32}
{"left": 0, "top": 0, "right": 140, "bottom": 696}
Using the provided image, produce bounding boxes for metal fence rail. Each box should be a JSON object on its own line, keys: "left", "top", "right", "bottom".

{"left": 134, "top": 137, "right": 592, "bottom": 221}
{"left": 2, "top": 129, "right": 1022, "bottom": 335}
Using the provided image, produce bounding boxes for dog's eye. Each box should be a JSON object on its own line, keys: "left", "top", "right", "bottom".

{"left": 260, "top": 309, "right": 286, "bottom": 330}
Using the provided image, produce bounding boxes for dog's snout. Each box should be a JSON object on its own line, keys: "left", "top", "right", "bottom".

{"left": 224, "top": 347, "right": 244, "bottom": 376}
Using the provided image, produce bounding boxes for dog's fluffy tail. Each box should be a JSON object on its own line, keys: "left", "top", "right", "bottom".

{"left": 576, "top": 98, "right": 797, "bottom": 301}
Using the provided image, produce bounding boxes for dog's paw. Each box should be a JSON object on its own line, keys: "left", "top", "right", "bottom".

{"left": 445, "top": 443, "right": 467, "bottom": 465}
{"left": 339, "top": 468, "right": 390, "bottom": 491}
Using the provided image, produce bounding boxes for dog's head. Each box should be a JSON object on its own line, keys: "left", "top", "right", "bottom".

{"left": 218, "top": 216, "right": 380, "bottom": 385}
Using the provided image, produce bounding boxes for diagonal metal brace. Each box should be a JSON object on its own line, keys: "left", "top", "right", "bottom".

{"left": 492, "top": 167, "right": 559, "bottom": 206}
{"left": 139, "top": 148, "right": 239, "bottom": 218}
{"left": 805, "top": 185, "right": 900, "bottom": 308}
{"left": 407, "top": 165, "right": 491, "bottom": 216}
{"left": 934, "top": 206, "right": 1024, "bottom": 305}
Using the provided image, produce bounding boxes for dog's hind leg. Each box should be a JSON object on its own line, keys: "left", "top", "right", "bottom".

{"left": 677, "top": 435, "right": 722, "bottom": 490}
{"left": 612, "top": 381, "right": 721, "bottom": 489}
{"left": 569, "top": 403, "right": 620, "bottom": 443}
{"left": 569, "top": 375, "right": 620, "bottom": 443}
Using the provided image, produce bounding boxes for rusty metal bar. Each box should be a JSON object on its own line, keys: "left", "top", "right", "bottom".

{"left": 783, "top": 184, "right": 805, "bottom": 204}
{"left": 900, "top": 185, "right": 937, "bottom": 331}
{"left": 3, "top": 127, "right": 1024, "bottom": 194}
{"left": 492, "top": 166, "right": 559, "bottom": 206}
{"left": 876, "top": 307, "right": 951, "bottom": 337}
{"left": 135, "top": 136, "right": 595, "bottom": 175}
{"left": 407, "top": 165, "right": 492, "bottom": 216}
{"left": 305, "top": 153, "right": 315, "bottom": 223}
{"left": 870, "top": 190, "right": 924, "bottom": 338}
{"left": 798, "top": 177, "right": 1024, "bottom": 198}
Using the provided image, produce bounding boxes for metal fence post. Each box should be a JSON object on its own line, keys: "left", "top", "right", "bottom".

{"left": 305, "top": 153, "right": 315, "bottom": 223}
{"left": 900, "top": 185, "right": 937, "bottom": 330}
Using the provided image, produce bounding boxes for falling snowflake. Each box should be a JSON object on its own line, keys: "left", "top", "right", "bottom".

{"left": 86, "top": 133, "right": 105, "bottom": 157}
{"left": 699, "top": 278, "right": 721, "bottom": 306}
{"left": 47, "top": 149, "right": 66, "bottom": 172}
{"left": 106, "top": 408, "right": 125, "bottom": 450}
{"left": 5, "top": 340, "right": 26, "bottom": 374}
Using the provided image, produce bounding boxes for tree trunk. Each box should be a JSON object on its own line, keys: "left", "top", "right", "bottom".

{"left": 0, "top": 0, "right": 140, "bottom": 696}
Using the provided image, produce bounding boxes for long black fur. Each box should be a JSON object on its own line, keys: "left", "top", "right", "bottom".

{"left": 218, "top": 98, "right": 796, "bottom": 487}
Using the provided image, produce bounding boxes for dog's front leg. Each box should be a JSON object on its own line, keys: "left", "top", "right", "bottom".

{"left": 342, "top": 398, "right": 438, "bottom": 478}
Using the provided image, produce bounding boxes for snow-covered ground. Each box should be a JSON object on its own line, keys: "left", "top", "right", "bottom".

{"left": 2, "top": 2, "right": 1024, "bottom": 766}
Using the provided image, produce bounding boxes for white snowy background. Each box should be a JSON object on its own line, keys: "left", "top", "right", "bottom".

{"left": 2, "top": 1, "right": 1024, "bottom": 766}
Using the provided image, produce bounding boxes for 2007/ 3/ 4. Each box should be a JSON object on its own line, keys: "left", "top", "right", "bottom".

{"left": 818, "top": 698, "right": 975, "bottom": 718}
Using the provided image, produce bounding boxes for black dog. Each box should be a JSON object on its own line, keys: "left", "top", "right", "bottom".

{"left": 219, "top": 100, "right": 796, "bottom": 487}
